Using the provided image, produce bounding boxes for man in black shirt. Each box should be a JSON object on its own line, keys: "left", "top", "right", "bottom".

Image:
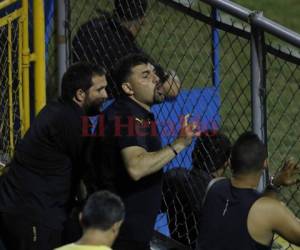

{"left": 162, "top": 131, "right": 231, "bottom": 248}
{"left": 93, "top": 53, "right": 200, "bottom": 250}
{"left": 72, "top": 0, "right": 180, "bottom": 98}
{"left": 0, "top": 63, "right": 108, "bottom": 250}
{"left": 196, "top": 132, "right": 300, "bottom": 250}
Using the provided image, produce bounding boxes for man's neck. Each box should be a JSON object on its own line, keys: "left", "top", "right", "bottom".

{"left": 76, "top": 229, "right": 113, "bottom": 247}
{"left": 128, "top": 96, "right": 151, "bottom": 112}
{"left": 231, "top": 172, "right": 261, "bottom": 189}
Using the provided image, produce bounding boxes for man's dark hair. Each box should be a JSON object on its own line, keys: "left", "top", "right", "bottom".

{"left": 112, "top": 53, "right": 151, "bottom": 92}
{"left": 81, "top": 190, "right": 125, "bottom": 231}
{"left": 61, "top": 62, "right": 106, "bottom": 101}
{"left": 231, "top": 131, "right": 267, "bottom": 175}
{"left": 114, "top": 0, "right": 148, "bottom": 21}
{"left": 192, "top": 130, "right": 231, "bottom": 173}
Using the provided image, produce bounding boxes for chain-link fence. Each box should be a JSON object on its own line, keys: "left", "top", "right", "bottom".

{"left": 0, "top": 0, "right": 46, "bottom": 166}
{"left": 44, "top": 0, "right": 300, "bottom": 249}
{"left": 0, "top": 4, "right": 23, "bottom": 164}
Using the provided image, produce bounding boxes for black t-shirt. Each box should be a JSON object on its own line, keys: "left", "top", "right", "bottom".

{"left": 0, "top": 99, "right": 89, "bottom": 229}
{"left": 197, "top": 179, "right": 271, "bottom": 250}
{"left": 94, "top": 96, "right": 162, "bottom": 244}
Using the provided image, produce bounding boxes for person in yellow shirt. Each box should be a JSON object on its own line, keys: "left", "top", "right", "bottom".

{"left": 55, "top": 191, "right": 125, "bottom": 250}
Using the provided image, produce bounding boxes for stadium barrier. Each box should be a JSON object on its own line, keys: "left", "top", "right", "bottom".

{"left": 0, "top": 0, "right": 46, "bottom": 163}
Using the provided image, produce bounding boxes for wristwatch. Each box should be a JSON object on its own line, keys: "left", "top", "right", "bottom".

{"left": 267, "top": 176, "right": 281, "bottom": 192}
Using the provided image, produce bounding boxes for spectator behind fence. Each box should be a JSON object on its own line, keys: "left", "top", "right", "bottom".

{"left": 72, "top": 0, "right": 180, "bottom": 98}
{"left": 55, "top": 190, "right": 125, "bottom": 250}
{"left": 196, "top": 132, "right": 300, "bottom": 250}
{"left": 89, "top": 53, "right": 200, "bottom": 250}
{"left": 162, "top": 130, "right": 231, "bottom": 248}
{"left": 0, "top": 63, "right": 108, "bottom": 250}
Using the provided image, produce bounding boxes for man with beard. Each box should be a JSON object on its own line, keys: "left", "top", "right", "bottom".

{"left": 0, "top": 63, "right": 108, "bottom": 250}
{"left": 92, "top": 54, "right": 200, "bottom": 250}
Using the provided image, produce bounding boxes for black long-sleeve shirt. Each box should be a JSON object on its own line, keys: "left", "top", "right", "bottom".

{"left": 0, "top": 98, "right": 89, "bottom": 229}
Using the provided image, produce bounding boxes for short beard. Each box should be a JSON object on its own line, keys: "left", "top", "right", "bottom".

{"left": 84, "top": 103, "right": 101, "bottom": 116}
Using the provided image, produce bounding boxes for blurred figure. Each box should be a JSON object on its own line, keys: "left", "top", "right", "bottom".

{"left": 72, "top": 0, "right": 180, "bottom": 99}
{"left": 55, "top": 190, "right": 125, "bottom": 250}
{"left": 197, "top": 132, "right": 300, "bottom": 250}
{"left": 162, "top": 130, "right": 231, "bottom": 248}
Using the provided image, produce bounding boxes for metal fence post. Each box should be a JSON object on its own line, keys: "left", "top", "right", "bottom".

{"left": 56, "top": 0, "right": 67, "bottom": 95}
{"left": 250, "top": 11, "right": 268, "bottom": 192}
{"left": 212, "top": 8, "right": 220, "bottom": 89}
{"left": 21, "top": 0, "right": 30, "bottom": 133}
{"left": 33, "top": 0, "right": 46, "bottom": 114}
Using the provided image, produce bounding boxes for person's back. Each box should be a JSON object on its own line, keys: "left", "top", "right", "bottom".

{"left": 197, "top": 178, "right": 268, "bottom": 250}
{"left": 162, "top": 131, "right": 231, "bottom": 248}
{"left": 196, "top": 132, "right": 300, "bottom": 250}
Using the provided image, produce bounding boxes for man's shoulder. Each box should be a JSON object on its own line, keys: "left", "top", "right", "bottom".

{"left": 55, "top": 243, "right": 111, "bottom": 250}
{"left": 105, "top": 99, "right": 136, "bottom": 118}
{"left": 251, "top": 196, "right": 286, "bottom": 214}
{"left": 34, "top": 100, "right": 82, "bottom": 134}
{"left": 248, "top": 196, "right": 289, "bottom": 229}
{"left": 208, "top": 177, "right": 229, "bottom": 191}
{"left": 41, "top": 99, "right": 80, "bottom": 119}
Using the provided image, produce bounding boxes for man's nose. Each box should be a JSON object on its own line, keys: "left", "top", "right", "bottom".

{"left": 153, "top": 73, "right": 160, "bottom": 85}
{"left": 103, "top": 88, "right": 108, "bottom": 99}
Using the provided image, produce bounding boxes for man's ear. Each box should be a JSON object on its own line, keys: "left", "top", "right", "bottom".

{"left": 263, "top": 159, "right": 268, "bottom": 169}
{"left": 121, "top": 82, "right": 134, "bottom": 96}
{"left": 75, "top": 89, "right": 86, "bottom": 102}
{"left": 111, "top": 220, "right": 123, "bottom": 234}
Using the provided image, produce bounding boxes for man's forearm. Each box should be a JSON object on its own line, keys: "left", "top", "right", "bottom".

{"left": 126, "top": 140, "right": 186, "bottom": 180}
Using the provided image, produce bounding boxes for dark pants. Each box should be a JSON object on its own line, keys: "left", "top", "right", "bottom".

{"left": 0, "top": 213, "right": 62, "bottom": 250}
{"left": 113, "top": 240, "right": 151, "bottom": 250}
{"left": 61, "top": 208, "right": 82, "bottom": 244}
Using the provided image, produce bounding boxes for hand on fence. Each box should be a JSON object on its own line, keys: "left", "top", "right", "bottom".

{"left": 273, "top": 159, "right": 300, "bottom": 187}
{"left": 176, "top": 114, "right": 201, "bottom": 147}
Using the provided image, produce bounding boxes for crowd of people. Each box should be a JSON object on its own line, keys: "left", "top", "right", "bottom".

{"left": 0, "top": 1, "right": 299, "bottom": 250}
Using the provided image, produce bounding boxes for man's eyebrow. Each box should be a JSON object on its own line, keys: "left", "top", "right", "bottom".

{"left": 142, "top": 70, "right": 150, "bottom": 75}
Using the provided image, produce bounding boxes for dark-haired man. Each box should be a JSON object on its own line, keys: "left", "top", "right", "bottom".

{"left": 55, "top": 190, "right": 125, "bottom": 250}
{"left": 72, "top": 0, "right": 180, "bottom": 98}
{"left": 91, "top": 53, "right": 199, "bottom": 250}
{"left": 162, "top": 131, "right": 231, "bottom": 248}
{"left": 0, "top": 63, "right": 108, "bottom": 250}
{"left": 196, "top": 132, "right": 300, "bottom": 250}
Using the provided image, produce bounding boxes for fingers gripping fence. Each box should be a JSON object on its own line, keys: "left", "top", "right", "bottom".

{"left": 48, "top": 0, "right": 299, "bottom": 249}
{"left": 0, "top": 0, "right": 46, "bottom": 164}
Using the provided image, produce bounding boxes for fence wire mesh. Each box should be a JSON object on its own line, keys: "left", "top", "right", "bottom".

{"left": 0, "top": 12, "right": 22, "bottom": 165}
{"left": 44, "top": 0, "right": 300, "bottom": 249}
{"left": 265, "top": 47, "right": 300, "bottom": 249}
